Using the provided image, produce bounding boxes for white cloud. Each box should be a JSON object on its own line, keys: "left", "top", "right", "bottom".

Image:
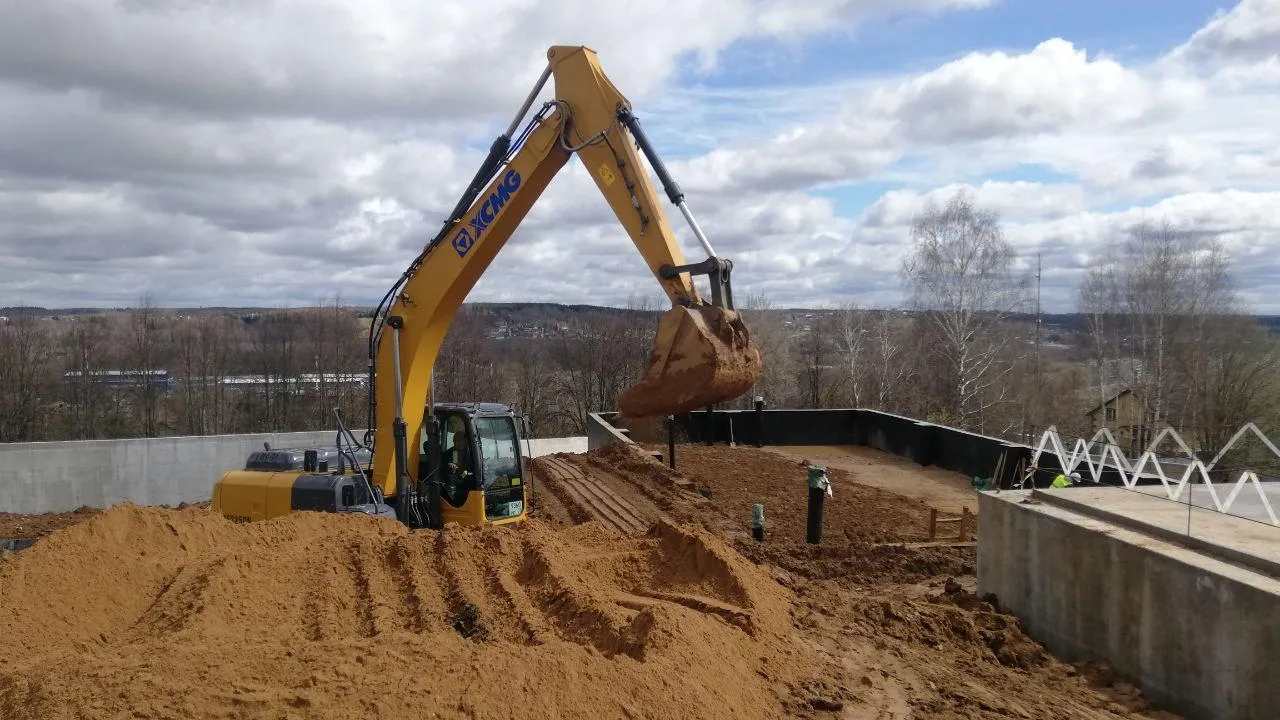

{"left": 1166, "top": 0, "right": 1280, "bottom": 92}
{"left": 861, "top": 181, "right": 1088, "bottom": 227}
{"left": 671, "top": 37, "right": 1205, "bottom": 201}
{"left": 0, "top": 0, "right": 996, "bottom": 309}
{"left": 1, "top": 0, "right": 1278, "bottom": 316}
{"left": 1172, "top": 0, "right": 1280, "bottom": 66}
{"left": 869, "top": 38, "right": 1202, "bottom": 143}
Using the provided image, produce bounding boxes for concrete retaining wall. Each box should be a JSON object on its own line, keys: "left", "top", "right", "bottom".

{"left": 977, "top": 490, "right": 1280, "bottom": 720}
{"left": 586, "top": 412, "right": 634, "bottom": 450}
{"left": 1, "top": 433, "right": 586, "bottom": 514}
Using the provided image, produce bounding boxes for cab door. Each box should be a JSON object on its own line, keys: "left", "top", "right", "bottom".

{"left": 472, "top": 414, "right": 527, "bottom": 522}
{"left": 431, "top": 410, "right": 486, "bottom": 525}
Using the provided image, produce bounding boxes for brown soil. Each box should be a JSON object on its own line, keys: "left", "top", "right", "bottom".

{"left": 568, "top": 442, "right": 1179, "bottom": 719}
{"left": 0, "top": 506, "right": 101, "bottom": 539}
{"left": 0, "top": 505, "right": 817, "bottom": 719}
{"left": 0, "top": 442, "right": 1180, "bottom": 719}
{"left": 632, "top": 443, "right": 938, "bottom": 544}
{"left": 0, "top": 501, "right": 208, "bottom": 542}
{"left": 616, "top": 306, "right": 762, "bottom": 417}
{"left": 764, "top": 444, "right": 981, "bottom": 514}
{"left": 791, "top": 580, "right": 1181, "bottom": 719}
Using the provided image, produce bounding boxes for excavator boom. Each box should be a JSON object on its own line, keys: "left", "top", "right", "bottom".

{"left": 367, "top": 45, "right": 763, "bottom": 502}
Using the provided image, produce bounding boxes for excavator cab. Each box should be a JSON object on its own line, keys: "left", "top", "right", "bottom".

{"left": 415, "top": 403, "right": 527, "bottom": 527}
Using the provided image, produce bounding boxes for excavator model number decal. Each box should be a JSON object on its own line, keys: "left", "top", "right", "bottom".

{"left": 454, "top": 169, "right": 523, "bottom": 258}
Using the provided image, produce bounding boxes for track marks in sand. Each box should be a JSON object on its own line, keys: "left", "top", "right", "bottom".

{"left": 0, "top": 507, "right": 805, "bottom": 720}
{"left": 535, "top": 456, "right": 651, "bottom": 534}
{"left": 385, "top": 536, "right": 447, "bottom": 634}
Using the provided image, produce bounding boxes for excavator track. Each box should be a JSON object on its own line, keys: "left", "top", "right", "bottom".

{"left": 535, "top": 456, "right": 650, "bottom": 535}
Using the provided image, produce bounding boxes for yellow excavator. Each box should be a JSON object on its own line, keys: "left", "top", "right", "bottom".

{"left": 212, "top": 45, "right": 763, "bottom": 529}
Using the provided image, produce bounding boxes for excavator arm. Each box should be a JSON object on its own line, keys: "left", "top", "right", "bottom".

{"left": 366, "top": 45, "right": 762, "bottom": 506}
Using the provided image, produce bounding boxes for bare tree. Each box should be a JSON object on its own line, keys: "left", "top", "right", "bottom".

{"left": 730, "top": 291, "right": 795, "bottom": 409}
{"left": 797, "top": 312, "right": 839, "bottom": 408}
{"left": 125, "top": 294, "right": 169, "bottom": 437}
{"left": 833, "top": 303, "right": 869, "bottom": 406}
{"left": 832, "top": 305, "right": 914, "bottom": 412}
{"left": 900, "top": 189, "right": 1030, "bottom": 431}
{"left": 507, "top": 341, "right": 553, "bottom": 435}
{"left": 1078, "top": 248, "right": 1123, "bottom": 423}
{"left": 1190, "top": 316, "right": 1280, "bottom": 459}
{"left": 171, "top": 314, "right": 237, "bottom": 435}
{"left": 245, "top": 310, "right": 302, "bottom": 431}
{"left": 0, "top": 309, "right": 54, "bottom": 441}
{"left": 434, "top": 308, "right": 505, "bottom": 402}
{"left": 1077, "top": 219, "right": 1242, "bottom": 451}
{"left": 545, "top": 307, "right": 655, "bottom": 430}
{"left": 60, "top": 316, "right": 112, "bottom": 439}
{"left": 295, "top": 295, "right": 365, "bottom": 429}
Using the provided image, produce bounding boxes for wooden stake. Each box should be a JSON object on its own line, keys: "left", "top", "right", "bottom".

{"left": 992, "top": 450, "right": 1006, "bottom": 490}
{"left": 929, "top": 508, "right": 938, "bottom": 540}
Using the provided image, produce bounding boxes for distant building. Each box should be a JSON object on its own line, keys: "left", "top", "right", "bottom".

{"left": 1084, "top": 388, "right": 1169, "bottom": 452}
{"left": 61, "top": 370, "right": 366, "bottom": 394}
{"left": 210, "top": 373, "right": 368, "bottom": 392}
{"left": 63, "top": 369, "right": 173, "bottom": 390}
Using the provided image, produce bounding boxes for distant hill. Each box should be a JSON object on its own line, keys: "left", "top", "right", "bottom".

{"left": 5, "top": 304, "right": 1278, "bottom": 334}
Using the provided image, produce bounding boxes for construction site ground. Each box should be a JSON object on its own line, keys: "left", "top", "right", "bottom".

{"left": 0, "top": 442, "right": 1180, "bottom": 719}
{"left": 760, "top": 445, "right": 981, "bottom": 516}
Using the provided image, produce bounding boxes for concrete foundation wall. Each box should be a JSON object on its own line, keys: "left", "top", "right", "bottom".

{"left": 586, "top": 412, "right": 634, "bottom": 450}
{"left": 977, "top": 491, "right": 1280, "bottom": 720}
{"left": 1, "top": 433, "right": 586, "bottom": 514}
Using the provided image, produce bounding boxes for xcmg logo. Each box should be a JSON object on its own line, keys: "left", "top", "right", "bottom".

{"left": 452, "top": 169, "right": 523, "bottom": 258}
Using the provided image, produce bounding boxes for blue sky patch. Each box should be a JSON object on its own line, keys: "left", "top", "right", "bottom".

{"left": 674, "top": 1, "right": 1226, "bottom": 89}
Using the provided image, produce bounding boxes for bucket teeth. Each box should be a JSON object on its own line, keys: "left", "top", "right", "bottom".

{"left": 616, "top": 306, "right": 762, "bottom": 417}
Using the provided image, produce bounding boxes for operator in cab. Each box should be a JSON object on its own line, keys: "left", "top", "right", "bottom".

{"left": 443, "top": 424, "right": 473, "bottom": 507}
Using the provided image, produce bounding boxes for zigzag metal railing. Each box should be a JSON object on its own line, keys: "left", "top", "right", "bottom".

{"left": 1031, "top": 424, "right": 1280, "bottom": 527}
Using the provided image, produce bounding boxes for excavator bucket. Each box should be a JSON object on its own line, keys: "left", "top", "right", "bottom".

{"left": 617, "top": 305, "right": 763, "bottom": 417}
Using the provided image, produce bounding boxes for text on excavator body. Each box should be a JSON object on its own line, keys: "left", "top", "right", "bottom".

{"left": 452, "top": 169, "right": 523, "bottom": 258}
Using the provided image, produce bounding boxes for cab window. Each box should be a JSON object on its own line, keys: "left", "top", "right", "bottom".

{"left": 473, "top": 416, "right": 521, "bottom": 490}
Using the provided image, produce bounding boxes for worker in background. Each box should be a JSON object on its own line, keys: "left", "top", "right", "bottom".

{"left": 1050, "top": 471, "right": 1081, "bottom": 488}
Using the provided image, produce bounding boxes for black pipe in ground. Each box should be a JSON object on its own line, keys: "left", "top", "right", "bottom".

{"left": 666, "top": 415, "right": 676, "bottom": 470}
{"left": 806, "top": 487, "right": 824, "bottom": 543}
{"left": 806, "top": 465, "right": 829, "bottom": 544}
{"left": 754, "top": 396, "right": 764, "bottom": 447}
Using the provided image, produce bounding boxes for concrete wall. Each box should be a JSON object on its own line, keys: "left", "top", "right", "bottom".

{"left": 586, "top": 412, "right": 634, "bottom": 450}
{"left": 977, "top": 491, "right": 1280, "bottom": 720}
{"left": 1, "top": 432, "right": 586, "bottom": 514}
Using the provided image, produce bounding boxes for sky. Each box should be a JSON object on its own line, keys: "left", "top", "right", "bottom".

{"left": 1, "top": 0, "right": 1278, "bottom": 313}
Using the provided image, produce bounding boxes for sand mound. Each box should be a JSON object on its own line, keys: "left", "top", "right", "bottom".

{"left": 0, "top": 505, "right": 805, "bottom": 719}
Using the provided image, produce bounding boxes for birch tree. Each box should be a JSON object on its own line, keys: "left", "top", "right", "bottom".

{"left": 1079, "top": 219, "right": 1266, "bottom": 454}
{"left": 833, "top": 304, "right": 912, "bottom": 411}
{"left": 900, "top": 190, "right": 1030, "bottom": 431}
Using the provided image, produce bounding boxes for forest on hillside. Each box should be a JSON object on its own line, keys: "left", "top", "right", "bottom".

{"left": 3, "top": 191, "right": 1278, "bottom": 464}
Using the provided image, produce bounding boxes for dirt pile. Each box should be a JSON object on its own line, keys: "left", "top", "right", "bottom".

{"left": 792, "top": 580, "right": 1180, "bottom": 719}
{"left": 565, "top": 442, "right": 1178, "bottom": 718}
{"left": 0, "top": 504, "right": 814, "bottom": 719}
{"left": 630, "top": 444, "right": 936, "bottom": 544}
